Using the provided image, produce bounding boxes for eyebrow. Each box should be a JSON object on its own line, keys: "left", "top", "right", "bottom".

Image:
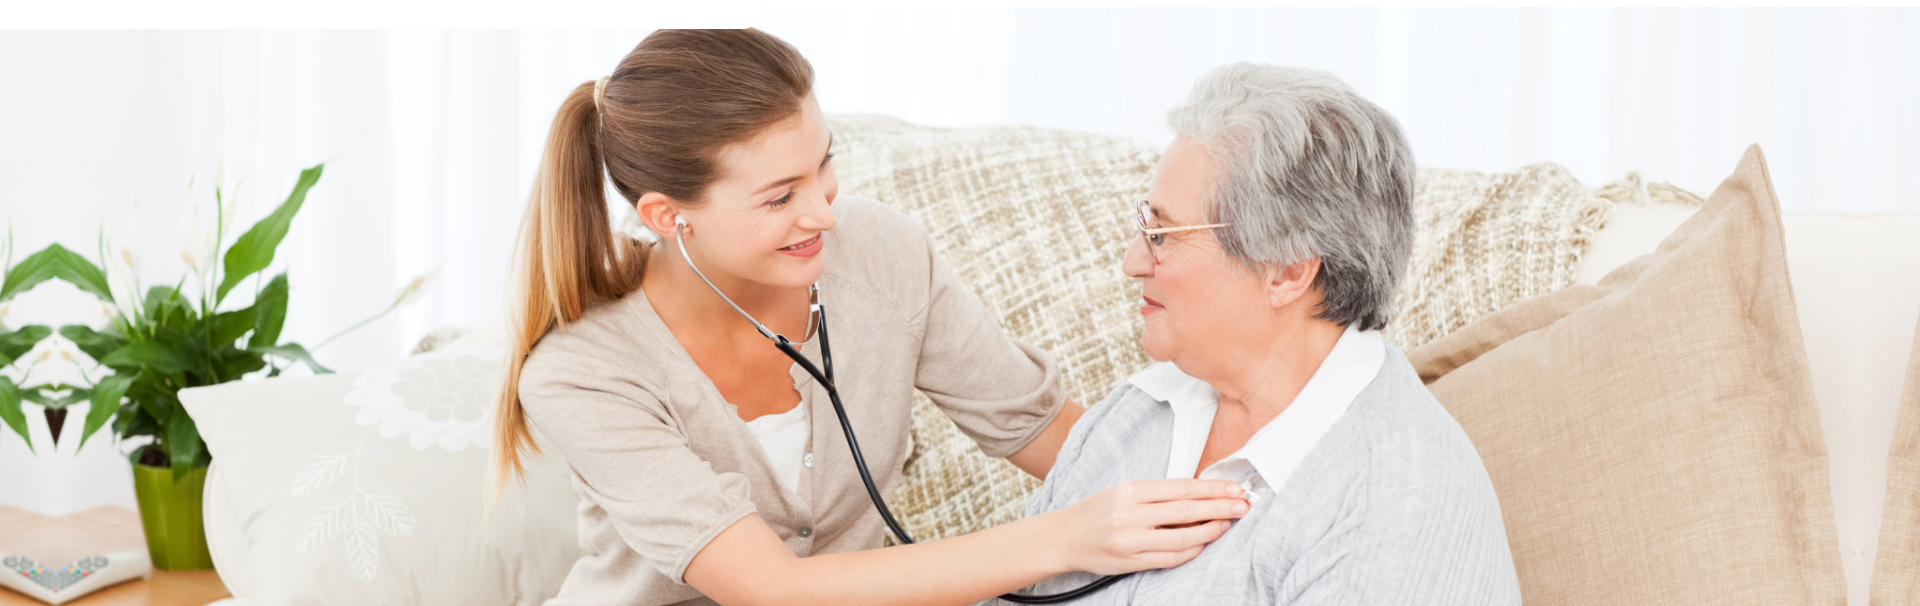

{"left": 751, "top": 132, "right": 835, "bottom": 196}
{"left": 1143, "top": 201, "right": 1177, "bottom": 226}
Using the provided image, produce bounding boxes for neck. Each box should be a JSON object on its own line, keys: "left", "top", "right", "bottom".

{"left": 1197, "top": 317, "right": 1348, "bottom": 424}
{"left": 643, "top": 238, "right": 811, "bottom": 339}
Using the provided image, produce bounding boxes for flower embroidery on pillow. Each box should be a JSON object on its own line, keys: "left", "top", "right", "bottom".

{"left": 345, "top": 334, "right": 506, "bottom": 452}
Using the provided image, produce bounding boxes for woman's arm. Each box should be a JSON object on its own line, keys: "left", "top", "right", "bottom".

{"left": 685, "top": 478, "right": 1248, "bottom": 606}
{"left": 1005, "top": 398, "right": 1084, "bottom": 479}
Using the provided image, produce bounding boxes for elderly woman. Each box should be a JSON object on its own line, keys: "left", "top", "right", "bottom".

{"left": 993, "top": 65, "right": 1522, "bottom": 605}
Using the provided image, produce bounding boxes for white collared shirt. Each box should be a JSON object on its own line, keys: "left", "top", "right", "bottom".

{"left": 1127, "top": 323, "right": 1386, "bottom": 496}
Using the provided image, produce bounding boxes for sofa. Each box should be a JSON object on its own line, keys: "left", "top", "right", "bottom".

{"left": 182, "top": 115, "right": 1915, "bottom": 606}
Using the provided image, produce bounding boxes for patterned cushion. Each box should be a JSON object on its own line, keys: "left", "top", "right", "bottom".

{"left": 825, "top": 113, "right": 1617, "bottom": 542}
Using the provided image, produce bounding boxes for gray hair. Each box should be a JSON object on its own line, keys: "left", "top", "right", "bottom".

{"left": 1167, "top": 63, "right": 1415, "bottom": 331}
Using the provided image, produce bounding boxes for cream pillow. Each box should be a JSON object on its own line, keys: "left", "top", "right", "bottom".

{"left": 181, "top": 331, "right": 580, "bottom": 605}
{"left": 1408, "top": 146, "right": 1845, "bottom": 604}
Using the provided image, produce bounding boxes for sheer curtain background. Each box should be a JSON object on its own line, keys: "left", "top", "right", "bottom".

{"left": 2, "top": 8, "right": 1913, "bottom": 515}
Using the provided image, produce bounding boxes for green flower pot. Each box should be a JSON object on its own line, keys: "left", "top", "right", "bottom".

{"left": 132, "top": 463, "right": 214, "bottom": 571}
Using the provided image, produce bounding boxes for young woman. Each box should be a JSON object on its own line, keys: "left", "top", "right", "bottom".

{"left": 490, "top": 29, "right": 1248, "bottom": 606}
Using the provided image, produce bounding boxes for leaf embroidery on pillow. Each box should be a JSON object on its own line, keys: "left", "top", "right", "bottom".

{"left": 296, "top": 500, "right": 347, "bottom": 553}
{"left": 291, "top": 443, "right": 359, "bottom": 496}
{"left": 290, "top": 438, "right": 417, "bottom": 583}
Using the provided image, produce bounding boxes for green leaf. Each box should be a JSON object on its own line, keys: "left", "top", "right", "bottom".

{"left": 250, "top": 343, "right": 331, "bottom": 374}
{"left": 143, "top": 284, "right": 192, "bottom": 331}
{"left": 99, "top": 340, "right": 192, "bottom": 374}
{"left": 166, "top": 406, "right": 201, "bottom": 481}
{"left": 218, "top": 164, "right": 322, "bottom": 304}
{"left": 152, "top": 326, "right": 212, "bottom": 379}
{"left": 210, "top": 307, "right": 258, "bottom": 347}
{"left": 0, "top": 324, "right": 51, "bottom": 367}
{"left": 3, "top": 244, "right": 109, "bottom": 303}
{"left": 212, "top": 349, "right": 267, "bottom": 382}
{"left": 249, "top": 273, "right": 289, "bottom": 348}
{"left": 0, "top": 377, "right": 31, "bottom": 455}
{"left": 128, "top": 444, "right": 152, "bottom": 468}
{"left": 77, "top": 374, "right": 133, "bottom": 452}
{"left": 116, "top": 401, "right": 159, "bottom": 440}
{"left": 59, "top": 324, "right": 127, "bottom": 363}
{"left": 134, "top": 393, "right": 176, "bottom": 426}
{"left": 23, "top": 383, "right": 88, "bottom": 409}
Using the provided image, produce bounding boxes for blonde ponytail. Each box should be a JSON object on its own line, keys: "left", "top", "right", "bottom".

{"left": 489, "top": 80, "right": 647, "bottom": 507}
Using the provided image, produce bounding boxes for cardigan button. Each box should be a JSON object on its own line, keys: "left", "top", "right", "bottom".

{"left": 797, "top": 527, "right": 813, "bottom": 538}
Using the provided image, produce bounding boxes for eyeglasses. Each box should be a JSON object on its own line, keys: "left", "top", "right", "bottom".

{"left": 1135, "top": 200, "right": 1231, "bottom": 261}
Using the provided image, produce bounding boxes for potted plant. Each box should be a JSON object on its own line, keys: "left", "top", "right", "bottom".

{"left": 44, "top": 163, "right": 433, "bottom": 570}
{"left": 0, "top": 219, "right": 58, "bottom": 452}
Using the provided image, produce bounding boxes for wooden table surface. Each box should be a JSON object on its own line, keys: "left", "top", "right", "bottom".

{"left": 0, "top": 506, "right": 230, "bottom": 606}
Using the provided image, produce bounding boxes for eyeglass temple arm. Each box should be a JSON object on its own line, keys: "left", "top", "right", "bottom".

{"left": 1142, "top": 222, "right": 1232, "bottom": 234}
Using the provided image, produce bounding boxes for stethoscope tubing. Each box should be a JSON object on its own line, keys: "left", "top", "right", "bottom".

{"left": 675, "top": 219, "right": 1126, "bottom": 603}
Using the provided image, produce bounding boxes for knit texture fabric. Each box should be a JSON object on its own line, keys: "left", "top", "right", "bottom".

{"left": 823, "top": 113, "right": 1623, "bottom": 543}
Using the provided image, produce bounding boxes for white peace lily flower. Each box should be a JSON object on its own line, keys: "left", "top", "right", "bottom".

{"left": 178, "top": 186, "right": 211, "bottom": 275}
{"left": 5, "top": 197, "right": 30, "bottom": 247}
{"left": 218, "top": 178, "right": 243, "bottom": 244}
{"left": 104, "top": 246, "right": 142, "bottom": 320}
{"left": 181, "top": 176, "right": 241, "bottom": 279}
{"left": 78, "top": 197, "right": 104, "bottom": 247}
{"left": 393, "top": 260, "right": 445, "bottom": 309}
{"left": 5, "top": 181, "right": 32, "bottom": 244}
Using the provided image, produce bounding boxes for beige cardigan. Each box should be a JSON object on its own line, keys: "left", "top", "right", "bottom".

{"left": 518, "top": 196, "right": 1067, "bottom": 606}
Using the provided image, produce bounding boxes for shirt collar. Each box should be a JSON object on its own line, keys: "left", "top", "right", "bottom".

{"left": 1127, "top": 360, "right": 1218, "bottom": 412}
{"left": 1128, "top": 323, "right": 1386, "bottom": 493}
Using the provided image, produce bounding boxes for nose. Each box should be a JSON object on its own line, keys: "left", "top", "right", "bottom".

{"left": 1123, "top": 234, "right": 1154, "bottom": 279}
{"left": 797, "top": 189, "right": 837, "bottom": 232}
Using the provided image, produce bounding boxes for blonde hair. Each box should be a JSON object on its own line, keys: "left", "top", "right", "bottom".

{"left": 489, "top": 29, "right": 815, "bottom": 507}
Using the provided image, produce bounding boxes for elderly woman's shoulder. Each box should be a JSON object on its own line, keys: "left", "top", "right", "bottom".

{"left": 1340, "top": 348, "right": 1496, "bottom": 486}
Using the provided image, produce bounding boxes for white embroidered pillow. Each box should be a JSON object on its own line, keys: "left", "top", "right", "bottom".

{"left": 183, "top": 331, "right": 580, "bottom": 605}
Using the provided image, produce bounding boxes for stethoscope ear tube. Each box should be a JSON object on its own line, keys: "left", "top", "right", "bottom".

{"left": 676, "top": 219, "right": 1127, "bottom": 603}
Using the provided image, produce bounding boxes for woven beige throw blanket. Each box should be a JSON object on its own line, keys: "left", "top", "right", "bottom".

{"left": 824, "top": 113, "right": 1680, "bottom": 543}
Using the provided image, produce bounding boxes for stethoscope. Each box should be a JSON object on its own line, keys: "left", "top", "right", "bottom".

{"left": 675, "top": 217, "right": 1127, "bottom": 604}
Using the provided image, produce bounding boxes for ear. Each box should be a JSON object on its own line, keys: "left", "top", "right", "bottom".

{"left": 634, "top": 191, "right": 680, "bottom": 238}
{"left": 1265, "top": 256, "right": 1321, "bottom": 311}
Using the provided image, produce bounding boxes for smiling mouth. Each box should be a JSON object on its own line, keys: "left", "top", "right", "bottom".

{"left": 779, "top": 235, "right": 821, "bottom": 251}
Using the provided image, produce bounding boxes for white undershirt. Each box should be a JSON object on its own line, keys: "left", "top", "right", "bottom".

{"left": 745, "top": 403, "right": 810, "bottom": 495}
{"left": 1128, "top": 323, "right": 1385, "bottom": 497}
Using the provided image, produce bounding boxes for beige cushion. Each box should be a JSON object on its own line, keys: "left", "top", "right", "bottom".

{"left": 1788, "top": 212, "right": 1920, "bottom": 606}
{"left": 1408, "top": 146, "right": 1845, "bottom": 604}
{"left": 825, "top": 114, "right": 1609, "bottom": 541}
{"left": 180, "top": 330, "right": 581, "bottom": 605}
{"left": 1582, "top": 199, "right": 1919, "bottom": 606}
{"left": 1874, "top": 301, "right": 1920, "bottom": 604}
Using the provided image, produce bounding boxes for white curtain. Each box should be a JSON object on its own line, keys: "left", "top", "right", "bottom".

{"left": 2, "top": 8, "right": 1912, "bottom": 515}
